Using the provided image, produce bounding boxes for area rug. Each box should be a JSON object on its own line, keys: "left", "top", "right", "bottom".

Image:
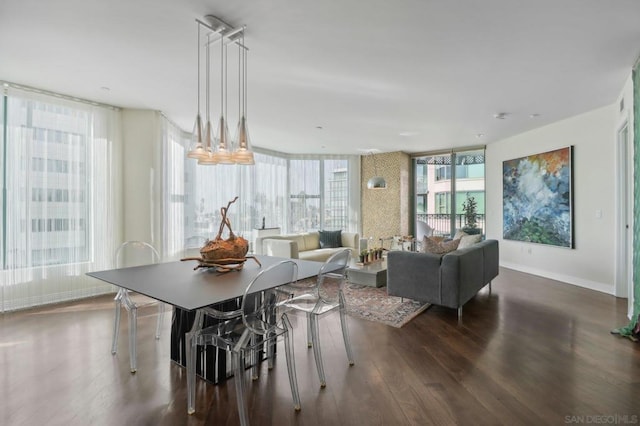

{"left": 293, "top": 278, "right": 430, "bottom": 328}
{"left": 342, "top": 282, "right": 430, "bottom": 328}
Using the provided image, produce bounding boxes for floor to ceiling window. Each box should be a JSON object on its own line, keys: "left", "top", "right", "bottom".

{"left": 288, "top": 158, "right": 352, "bottom": 233}
{"left": 413, "top": 147, "right": 485, "bottom": 238}
{"left": 165, "top": 138, "right": 360, "bottom": 256}
{"left": 0, "top": 84, "right": 121, "bottom": 312}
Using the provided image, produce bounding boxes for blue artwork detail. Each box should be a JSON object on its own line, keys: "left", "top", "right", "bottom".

{"left": 503, "top": 147, "right": 573, "bottom": 247}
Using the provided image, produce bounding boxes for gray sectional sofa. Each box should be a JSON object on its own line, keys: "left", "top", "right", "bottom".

{"left": 386, "top": 239, "right": 499, "bottom": 319}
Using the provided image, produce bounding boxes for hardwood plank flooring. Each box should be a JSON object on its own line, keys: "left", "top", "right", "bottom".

{"left": 1, "top": 267, "right": 639, "bottom": 425}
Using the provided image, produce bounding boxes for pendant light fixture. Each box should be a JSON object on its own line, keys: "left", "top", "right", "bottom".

{"left": 187, "top": 23, "right": 205, "bottom": 159}
{"left": 213, "top": 39, "right": 234, "bottom": 164}
{"left": 198, "top": 33, "right": 217, "bottom": 165}
{"left": 187, "top": 14, "right": 254, "bottom": 166}
{"left": 367, "top": 151, "right": 387, "bottom": 189}
{"left": 232, "top": 32, "right": 254, "bottom": 165}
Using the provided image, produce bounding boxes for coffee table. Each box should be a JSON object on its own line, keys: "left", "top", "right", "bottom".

{"left": 347, "top": 259, "right": 387, "bottom": 287}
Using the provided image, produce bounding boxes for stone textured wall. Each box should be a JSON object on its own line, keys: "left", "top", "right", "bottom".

{"left": 361, "top": 151, "right": 411, "bottom": 244}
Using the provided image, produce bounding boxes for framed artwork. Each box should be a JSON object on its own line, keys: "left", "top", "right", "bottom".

{"left": 503, "top": 146, "right": 573, "bottom": 248}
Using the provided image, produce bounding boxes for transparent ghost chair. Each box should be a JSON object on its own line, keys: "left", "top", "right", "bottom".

{"left": 111, "top": 241, "right": 166, "bottom": 373}
{"left": 186, "top": 260, "right": 301, "bottom": 425}
{"left": 279, "top": 248, "right": 354, "bottom": 388}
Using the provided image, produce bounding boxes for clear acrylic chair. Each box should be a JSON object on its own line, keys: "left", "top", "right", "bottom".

{"left": 111, "top": 241, "right": 166, "bottom": 373}
{"left": 280, "top": 248, "right": 354, "bottom": 388}
{"left": 186, "top": 260, "right": 301, "bottom": 424}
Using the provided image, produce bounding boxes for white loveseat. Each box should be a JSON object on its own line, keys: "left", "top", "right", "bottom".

{"left": 255, "top": 231, "right": 359, "bottom": 262}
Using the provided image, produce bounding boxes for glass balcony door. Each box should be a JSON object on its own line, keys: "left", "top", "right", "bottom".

{"left": 413, "top": 148, "right": 485, "bottom": 239}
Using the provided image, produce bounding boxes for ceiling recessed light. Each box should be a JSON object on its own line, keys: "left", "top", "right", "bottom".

{"left": 529, "top": 113, "right": 540, "bottom": 118}
{"left": 399, "top": 131, "right": 419, "bottom": 137}
{"left": 315, "top": 126, "right": 323, "bottom": 130}
{"left": 476, "top": 133, "right": 484, "bottom": 138}
{"left": 100, "top": 86, "right": 110, "bottom": 92}
{"left": 493, "top": 112, "right": 508, "bottom": 119}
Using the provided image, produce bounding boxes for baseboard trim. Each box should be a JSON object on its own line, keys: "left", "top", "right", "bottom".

{"left": 499, "top": 261, "right": 615, "bottom": 295}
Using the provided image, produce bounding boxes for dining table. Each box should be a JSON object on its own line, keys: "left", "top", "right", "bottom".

{"left": 87, "top": 255, "right": 325, "bottom": 383}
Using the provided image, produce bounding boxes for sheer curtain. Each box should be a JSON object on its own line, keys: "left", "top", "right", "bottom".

{"left": 181, "top": 150, "right": 287, "bottom": 242}
{"left": 0, "top": 86, "right": 121, "bottom": 312}
{"left": 161, "top": 116, "right": 189, "bottom": 260}
{"left": 170, "top": 146, "right": 358, "bottom": 252}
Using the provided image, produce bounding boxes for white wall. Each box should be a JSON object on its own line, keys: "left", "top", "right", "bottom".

{"left": 486, "top": 104, "right": 618, "bottom": 294}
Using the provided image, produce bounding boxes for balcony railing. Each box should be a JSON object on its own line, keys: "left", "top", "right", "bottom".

{"left": 416, "top": 213, "right": 485, "bottom": 237}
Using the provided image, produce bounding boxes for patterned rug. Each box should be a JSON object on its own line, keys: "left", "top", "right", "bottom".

{"left": 293, "top": 278, "right": 430, "bottom": 328}
{"left": 342, "top": 283, "right": 431, "bottom": 328}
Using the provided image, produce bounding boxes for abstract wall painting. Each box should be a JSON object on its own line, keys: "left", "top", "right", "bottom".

{"left": 503, "top": 146, "right": 573, "bottom": 248}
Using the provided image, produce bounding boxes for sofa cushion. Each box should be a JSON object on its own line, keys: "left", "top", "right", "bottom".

{"left": 299, "top": 247, "right": 345, "bottom": 262}
{"left": 303, "top": 232, "right": 320, "bottom": 251}
{"left": 318, "top": 230, "right": 342, "bottom": 248}
{"left": 287, "top": 235, "right": 307, "bottom": 252}
{"left": 422, "top": 236, "right": 460, "bottom": 254}
{"left": 458, "top": 234, "right": 482, "bottom": 249}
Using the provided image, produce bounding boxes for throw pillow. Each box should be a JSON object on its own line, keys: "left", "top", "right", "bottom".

{"left": 458, "top": 234, "right": 482, "bottom": 249}
{"left": 452, "top": 230, "right": 468, "bottom": 240}
{"left": 422, "top": 236, "right": 461, "bottom": 254}
{"left": 318, "top": 230, "right": 342, "bottom": 248}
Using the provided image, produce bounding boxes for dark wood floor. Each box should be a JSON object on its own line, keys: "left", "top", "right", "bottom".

{"left": 1, "top": 267, "right": 639, "bottom": 425}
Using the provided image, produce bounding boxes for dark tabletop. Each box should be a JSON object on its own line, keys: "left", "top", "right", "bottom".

{"left": 87, "top": 255, "right": 323, "bottom": 311}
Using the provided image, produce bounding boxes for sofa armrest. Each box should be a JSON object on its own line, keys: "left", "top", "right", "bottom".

{"left": 341, "top": 232, "right": 359, "bottom": 249}
{"left": 262, "top": 239, "right": 299, "bottom": 259}
{"left": 440, "top": 246, "right": 484, "bottom": 308}
{"left": 481, "top": 239, "right": 499, "bottom": 284}
{"left": 386, "top": 250, "right": 443, "bottom": 304}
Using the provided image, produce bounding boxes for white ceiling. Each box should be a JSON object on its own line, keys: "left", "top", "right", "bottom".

{"left": 1, "top": 0, "right": 640, "bottom": 155}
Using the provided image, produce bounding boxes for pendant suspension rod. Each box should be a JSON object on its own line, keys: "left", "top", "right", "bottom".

{"left": 224, "top": 44, "right": 228, "bottom": 119}
{"left": 237, "top": 40, "right": 241, "bottom": 119}
{"left": 220, "top": 31, "right": 224, "bottom": 117}
{"left": 196, "top": 23, "right": 201, "bottom": 115}
{"left": 243, "top": 33, "right": 247, "bottom": 118}
{"left": 205, "top": 33, "right": 210, "bottom": 120}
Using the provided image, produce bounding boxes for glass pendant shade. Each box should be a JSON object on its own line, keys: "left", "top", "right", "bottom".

{"left": 187, "top": 114, "right": 206, "bottom": 159}
{"left": 367, "top": 176, "right": 387, "bottom": 189}
{"left": 232, "top": 116, "right": 254, "bottom": 165}
{"left": 197, "top": 120, "right": 217, "bottom": 165}
{"left": 366, "top": 152, "right": 387, "bottom": 189}
{"left": 213, "top": 116, "right": 234, "bottom": 164}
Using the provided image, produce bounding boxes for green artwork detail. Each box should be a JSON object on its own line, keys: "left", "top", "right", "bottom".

{"left": 612, "top": 66, "right": 640, "bottom": 338}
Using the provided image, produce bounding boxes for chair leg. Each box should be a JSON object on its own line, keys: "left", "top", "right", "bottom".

{"left": 267, "top": 329, "right": 276, "bottom": 370}
{"left": 155, "top": 302, "right": 165, "bottom": 339}
{"left": 457, "top": 306, "right": 463, "bottom": 321}
{"left": 186, "top": 310, "right": 206, "bottom": 415}
{"left": 233, "top": 351, "right": 250, "bottom": 426}
{"left": 282, "top": 314, "right": 301, "bottom": 411}
{"left": 309, "top": 314, "right": 326, "bottom": 388}
{"left": 306, "top": 312, "right": 312, "bottom": 348}
{"left": 186, "top": 331, "right": 197, "bottom": 415}
{"left": 111, "top": 290, "right": 123, "bottom": 355}
{"left": 339, "top": 292, "right": 355, "bottom": 366}
{"left": 128, "top": 305, "right": 138, "bottom": 373}
{"left": 250, "top": 334, "right": 259, "bottom": 380}
{"left": 489, "top": 281, "right": 492, "bottom": 294}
